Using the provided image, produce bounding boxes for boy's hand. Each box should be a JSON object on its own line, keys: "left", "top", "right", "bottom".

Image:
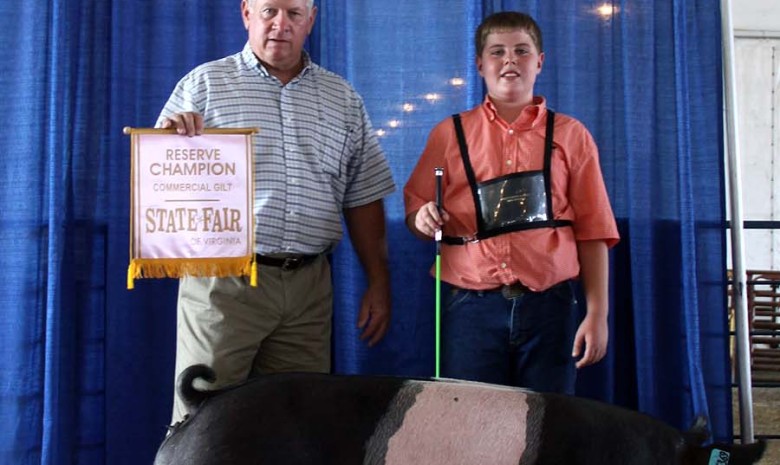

{"left": 413, "top": 201, "right": 450, "bottom": 238}
{"left": 572, "top": 313, "right": 608, "bottom": 368}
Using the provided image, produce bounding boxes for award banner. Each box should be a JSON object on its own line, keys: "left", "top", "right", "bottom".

{"left": 124, "top": 128, "right": 258, "bottom": 289}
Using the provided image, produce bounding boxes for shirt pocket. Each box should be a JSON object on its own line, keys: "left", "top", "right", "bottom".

{"left": 317, "top": 124, "right": 356, "bottom": 200}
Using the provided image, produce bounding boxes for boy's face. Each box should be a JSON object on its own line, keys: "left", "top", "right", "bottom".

{"left": 477, "top": 28, "right": 544, "bottom": 106}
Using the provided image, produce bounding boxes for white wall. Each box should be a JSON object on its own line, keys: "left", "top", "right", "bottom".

{"left": 732, "top": 0, "right": 780, "bottom": 34}
{"left": 733, "top": 38, "right": 778, "bottom": 270}
{"left": 728, "top": 0, "right": 780, "bottom": 271}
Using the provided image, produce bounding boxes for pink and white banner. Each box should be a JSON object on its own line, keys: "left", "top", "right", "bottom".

{"left": 126, "top": 128, "right": 256, "bottom": 288}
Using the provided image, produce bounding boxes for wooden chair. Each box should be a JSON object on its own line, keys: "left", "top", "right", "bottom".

{"left": 730, "top": 270, "right": 780, "bottom": 381}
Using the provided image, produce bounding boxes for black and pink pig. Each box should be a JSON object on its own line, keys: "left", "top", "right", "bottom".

{"left": 154, "top": 365, "right": 765, "bottom": 465}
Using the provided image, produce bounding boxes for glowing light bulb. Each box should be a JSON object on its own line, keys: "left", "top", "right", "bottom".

{"left": 425, "top": 93, "right": 441, "bottom": 102}
{"left": 388, "top": 120, "right": 400, "bottom": 128}
{"left": 402, "top": 103, "right": 415, "bottom": 112}
{"left": 450, "top": 78, "right": 465, "bottom": 87}
{"left": 596, "top": 3, "right": 617, "bottom": 17}
{"left": 376, "top": 129, "right": 387, "bottom": 137}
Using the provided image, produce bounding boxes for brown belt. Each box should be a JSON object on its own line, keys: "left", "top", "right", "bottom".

{"left": 453, "top": 280, "right": 569, "bottom": 299}
{"left": 489, "top": 280, "right": 570, "bottom": 299}
{"left": 451, "top": 282, "right": 533, "bottom": 299}
{"left": 493, "top": 282, "right": 532, "bottom": 299}
{"left": 255, "top": 254, "right": 319, "bottom": 271}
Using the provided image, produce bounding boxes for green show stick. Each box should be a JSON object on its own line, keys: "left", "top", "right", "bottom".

{"left": 434, "top": 167, "right": 444, "bottom": 378}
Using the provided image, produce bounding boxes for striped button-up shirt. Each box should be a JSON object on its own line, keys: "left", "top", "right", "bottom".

{"left": 157, "top": 43, "right": 396, "bottom": 255}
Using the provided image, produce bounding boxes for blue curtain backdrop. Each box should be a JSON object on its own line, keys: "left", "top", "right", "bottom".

{"left": 0, "top": 1, "right": 728, "bottom": 464}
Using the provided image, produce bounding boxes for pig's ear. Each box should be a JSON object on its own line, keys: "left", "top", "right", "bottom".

{"left": 705, "top": 441, "right": 766, "bottom": 465}
{"left": 682, "top": 415, "right": 710, "bottom": 446}
{"left": 731, "top": 441, "right": 766, "bottom": 464}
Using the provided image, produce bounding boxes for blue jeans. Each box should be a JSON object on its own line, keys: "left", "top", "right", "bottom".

{"left": 440, "top": 280, "right": 579, "bottom": 394}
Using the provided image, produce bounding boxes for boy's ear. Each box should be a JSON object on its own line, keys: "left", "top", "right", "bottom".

{"left": 476, "top": 56, "right": 483, "bottom": 73}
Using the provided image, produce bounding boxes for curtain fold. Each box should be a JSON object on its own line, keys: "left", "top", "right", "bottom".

{"left": 0, "top": 1, "right": 730, "bottom": 464}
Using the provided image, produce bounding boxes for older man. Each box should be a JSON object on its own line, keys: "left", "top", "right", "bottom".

{"left": 157, "top": 0, "right": 395, "bottom": 424}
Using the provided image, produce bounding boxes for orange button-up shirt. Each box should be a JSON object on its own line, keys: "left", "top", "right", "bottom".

{"left": 404, "top": 97, "right": 620, "bottom": 291}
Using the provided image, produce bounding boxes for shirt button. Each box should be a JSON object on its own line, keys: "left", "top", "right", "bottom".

{"left": 506, "top": 160, "right": 512, "bottom": 166}
{"left": 508, "top": 129, "right": 514, "bottom": 135}
{"left": 500, "top": 262, "right": 507, "bottom": 269}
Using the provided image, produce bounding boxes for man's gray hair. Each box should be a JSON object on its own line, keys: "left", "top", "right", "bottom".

{"left": 247, "top": 0, "right": 315, "bottom": 11}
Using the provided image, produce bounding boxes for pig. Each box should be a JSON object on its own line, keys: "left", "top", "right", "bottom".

{"left": 153, "top": 364, "right": 765, "bottom": 465}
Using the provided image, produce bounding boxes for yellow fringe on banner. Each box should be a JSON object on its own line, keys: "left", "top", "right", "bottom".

{"left": 126, "top": 257, "right": 254, "bottom": 289}
{"left": 127, "top": 261, "right": 137, "bottom": 290}
{"left": 250, "top": 260, "right": 258, "bottom": 287}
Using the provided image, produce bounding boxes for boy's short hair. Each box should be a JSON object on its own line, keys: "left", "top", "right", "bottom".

{"left": 475, "top": 11, "right": 543, "bottom": 56}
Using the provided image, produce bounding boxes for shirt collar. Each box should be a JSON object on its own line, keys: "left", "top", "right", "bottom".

{"left": 482, "top": 95, "right": 547, "bottom": 129}
{"left": 241, "top": 42, "right": 313, "bottom": 81}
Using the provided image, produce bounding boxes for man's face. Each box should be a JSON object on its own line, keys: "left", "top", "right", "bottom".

{"left": 242, "top": 0, "right": 316, "bottom": 74}
{"left": 477, "top": 29, "right": 544, "bottom": 105}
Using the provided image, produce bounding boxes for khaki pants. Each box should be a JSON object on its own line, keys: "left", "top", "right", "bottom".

{"left": 172, "top": 255, "right": 332, "bottom": 423}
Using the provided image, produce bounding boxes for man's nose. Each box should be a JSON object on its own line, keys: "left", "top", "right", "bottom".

{"left": 272, "top": 11, "right": 290, "bottom": 31}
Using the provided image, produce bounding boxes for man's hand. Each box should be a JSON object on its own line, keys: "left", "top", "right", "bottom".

{"left": 356, "top": 280, "right": 391, "bottom": 347}
{"left": 344, "top": 200, "right": 392, "bottom": 347}
{"left": 160, "top": 112, "right": 204, "bottom": 136}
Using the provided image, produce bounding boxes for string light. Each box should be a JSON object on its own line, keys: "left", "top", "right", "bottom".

{"left": 596, "top": 3, "right": 617, "bottom": 18}
{"left": 375, "top": 76, "right": 467, "bottom": 137}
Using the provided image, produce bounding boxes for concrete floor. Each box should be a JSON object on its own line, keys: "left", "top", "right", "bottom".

{"left": 733, "top": 375, "right": 780, "bottom": 465}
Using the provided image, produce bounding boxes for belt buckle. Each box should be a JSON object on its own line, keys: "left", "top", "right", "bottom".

{"left": 281, "top": 257, "right": 302, "bottom": 271}
{"left": 501, "top": 284, "right": 526, "bottom": 299}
